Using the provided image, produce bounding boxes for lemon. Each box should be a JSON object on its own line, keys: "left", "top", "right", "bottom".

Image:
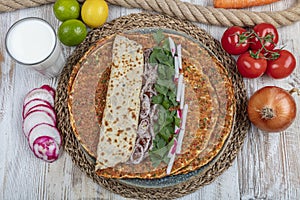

{"left": 81, "top": 0, "right": 109, "bottom": 28}
{"left": 58, "top": 19, "right": 87, "bottom": 46}
{"left": 53, "top": 0, "right": 80, "bottom": 22}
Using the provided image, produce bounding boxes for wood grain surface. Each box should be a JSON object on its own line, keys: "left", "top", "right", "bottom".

{"left": 0, "top": 0, "right": 300, "bottom": 199}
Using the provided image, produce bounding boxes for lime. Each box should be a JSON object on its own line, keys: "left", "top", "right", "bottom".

{"left": 81, "top": 0, "right": 109, "bottom": 28}
{"left": 57, "top": 19, "right": 87, "bottom": 46}
{"left": 53, "top": 0, "right": 80, "bottom": 22}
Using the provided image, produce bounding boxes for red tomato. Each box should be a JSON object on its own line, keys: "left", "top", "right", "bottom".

{"left": 266, "top": 49, "right": 296, "bottom": 79}
{"left": 221, "top": 26, "right": 250, "bottom": 55}
{"left": 250, "top": 23, "right": 279, "bottom": 52}
{"left": 237, "top": 51, "right": 267, "bottom": 78}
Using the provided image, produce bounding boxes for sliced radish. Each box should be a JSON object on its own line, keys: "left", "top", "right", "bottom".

{"left": 177, "top": 109, "right": 182, "bottom": 119}
{"left": 176, "top": 104, "right": 188, "bottom": 154}
{"left": 23, "top": 110, "right": 56, "bottom": 137}
{"left": 168, "top": 37, "right": 176, "bottom": 57}
{"left": 180, "top": 104, "right": 188, "bottom": 130}
{"left": 174, "top": 125, "right": 180, "bottom": 134}
{"left": 24, "top": 104, "right": 56, "bottom": 121}
{"left": 22, "top": 98, "right": 52, "bottom": 118}
{"left": 28, "top": 123, "right": 62, "bottom": 150}
{"left": 177, "top": 44, "right": 182, "bottom": 70}
{"left": 40, "top": 85, "right": 56, "bottom": 97}
{"left": 166, "top": 152, "right": 176, "bottom": 175}
{"left": 32, "top": 136, "right": 60, "bottom": 163}
{"left": 168, "top": 139, "right": 178, "bottom": 157}
{"left": 180, "top": 83, "right": 185, "bottom": 110}
{"left": 174, "top": 56, "right": 179, "bottom": 80}
{"left": 23, "top": 88, "right": 54, "bottom": 107}
{"left": 176, "top": 74, "right": 183, "bottom": 102}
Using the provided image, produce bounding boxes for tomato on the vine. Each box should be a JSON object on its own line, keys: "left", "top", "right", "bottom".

{"left": 221, "top": 26, "right": 250, "bottom": 55}
{"left": 250, "top": 23, "right": 279, "bottom": 52}
{"left": 236, "top": 51, "right": 267, "bottom": 78}
{"left": 266, "top": 49, "right": 296, "bottom": 79}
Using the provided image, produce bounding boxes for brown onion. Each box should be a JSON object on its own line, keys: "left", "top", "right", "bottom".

{"left": 247, "top": 86, "right": 297, "bottom": 132}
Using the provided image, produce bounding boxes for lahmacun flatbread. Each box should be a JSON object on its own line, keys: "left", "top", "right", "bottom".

{"left": 67, "top": 29, "right": 235, "bottom": 179}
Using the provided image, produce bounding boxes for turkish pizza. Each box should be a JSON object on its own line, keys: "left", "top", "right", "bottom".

{"left": 68, "top": 29, "right": 235, "bottom": 179}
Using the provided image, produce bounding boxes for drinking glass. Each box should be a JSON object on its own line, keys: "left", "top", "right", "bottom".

{"left": 5, "top": 17, "right": 65, "bottom": 78}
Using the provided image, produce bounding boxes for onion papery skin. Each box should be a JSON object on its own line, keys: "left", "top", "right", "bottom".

{"left": 247, "top": 86, "right": 296, "bottom": 132}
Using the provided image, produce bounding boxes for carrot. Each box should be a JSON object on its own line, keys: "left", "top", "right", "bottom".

{"left": 214, "top": 0, "right": 279, "bottom": 9}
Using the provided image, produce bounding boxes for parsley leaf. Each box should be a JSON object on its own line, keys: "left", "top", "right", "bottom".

{"left": 152, "top": 94, "right": 164, "bottom": 104}
{"left": 154, "top": 84, "right": 168, "bottom": 96}
{"left": 148, "top": 32, "right": 181, "bottom": 168}
{"left": 149, "top": 138, "right": 175, "bottom": 168}
{"left": 153, "top": 29, "right": 165, "bottom": 44}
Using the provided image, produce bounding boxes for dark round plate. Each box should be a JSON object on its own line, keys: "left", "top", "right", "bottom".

{"left": 67, "top": 27, "right": 235, "bottom": 187}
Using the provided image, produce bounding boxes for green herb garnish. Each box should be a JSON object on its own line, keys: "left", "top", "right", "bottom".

{"left": 149, "top": 31, "right": 180, "bottom": 167}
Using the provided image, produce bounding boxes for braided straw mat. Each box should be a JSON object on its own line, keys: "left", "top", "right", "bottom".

{"left": 54, "top": 13, "right": 250, "bottom": 199}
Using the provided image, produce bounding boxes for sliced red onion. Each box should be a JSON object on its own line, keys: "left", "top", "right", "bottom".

{"left": 180, "top": 83, "right": 185, "bottom": 110}
{"left": 168, "top": 37, "right": 176, "bottom": 57}
{"left": 176, "top": 74, "right": 183, "bottom": 102}
{"left": 137, "top": 118, "right": 150, "bottom": 136}
{"left": 140, "top": 94, "right": 151, "bottom": 119}
{"left": 177, "top": 44, "right": 182, "bottom": 70}
{"left": 176, "top": 104, "right": 188, "bottom": 154}
{"left": 137, "top": 136, "right": 151, "bottom": 153}
{"left": 129, "top": 143, "right": 144, "bottom": 164}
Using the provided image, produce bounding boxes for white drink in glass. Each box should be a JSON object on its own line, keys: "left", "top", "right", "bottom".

{"left": 5, "top": 17, "right": 65, "bottom": 78}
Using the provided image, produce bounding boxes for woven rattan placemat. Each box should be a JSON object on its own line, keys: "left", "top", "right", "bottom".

{"left": 54, "top": 12, "right": 250, "bottom": 199}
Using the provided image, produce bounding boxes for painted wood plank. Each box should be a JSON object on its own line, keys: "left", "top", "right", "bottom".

{"left": 0, "top": 0, "right": 300, "bottom": 199}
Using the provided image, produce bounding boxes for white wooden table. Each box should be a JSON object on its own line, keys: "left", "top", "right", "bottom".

{"left": 1, "top": 1, "right": 300, "bottom": 199}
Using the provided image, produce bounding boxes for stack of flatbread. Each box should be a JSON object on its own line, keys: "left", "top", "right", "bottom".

{"left": 68, "top": 31, "right": 236, "bottom": 179}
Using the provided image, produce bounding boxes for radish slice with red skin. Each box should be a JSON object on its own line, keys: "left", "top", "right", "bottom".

{"left": 23, "top": 88, "right": 54, "bottom": 107}
{"left": 23, "top": 104, "right": 56, "bottom": 120}
{"left": 28, "top": 123, "right": 62, "bottom": 150}
{"left": 180, "top": 83, "right": 185, "bottom": 110}
{"left": 166, "top": 153, "right": 176, "bottom": 175}
{"left": 177, "top": 109, "right": 182, "bottom": 119}
{"left": 176, "top": 104, "right": 188, "bottom": 154}
{"left": 22, "top": 98, "right": 52, "bottom": 118}
{"left": 32, "top": 136, "right": 60, "bottom": 163}
{"left": 25, "top": 108, "right": 56, "bottom": 124}
{"left": 174, "top": 56, "right": 180, "bottom": 80}
{"left": 176, "top": 74, "right": 183, "bottom": 102}
{"left": 25, "top": 104, "right": 56, "bottom": 121}
{"left": 23, "top": 110, "right": 56, "bottom": 137}
{"left": 40, "top": 85, "right": 55, "bottom": 97}
{"left": 168, "top": 138, "right": 178, "bottom": 157}
{"left": 168, "top": 37, "right": 176, "bottom": 57}
{"left": 174, "top": 126, "right": 180, "bottom": 134}
{"left": 177, "top": 44, "right": 182, "bottom": 70}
